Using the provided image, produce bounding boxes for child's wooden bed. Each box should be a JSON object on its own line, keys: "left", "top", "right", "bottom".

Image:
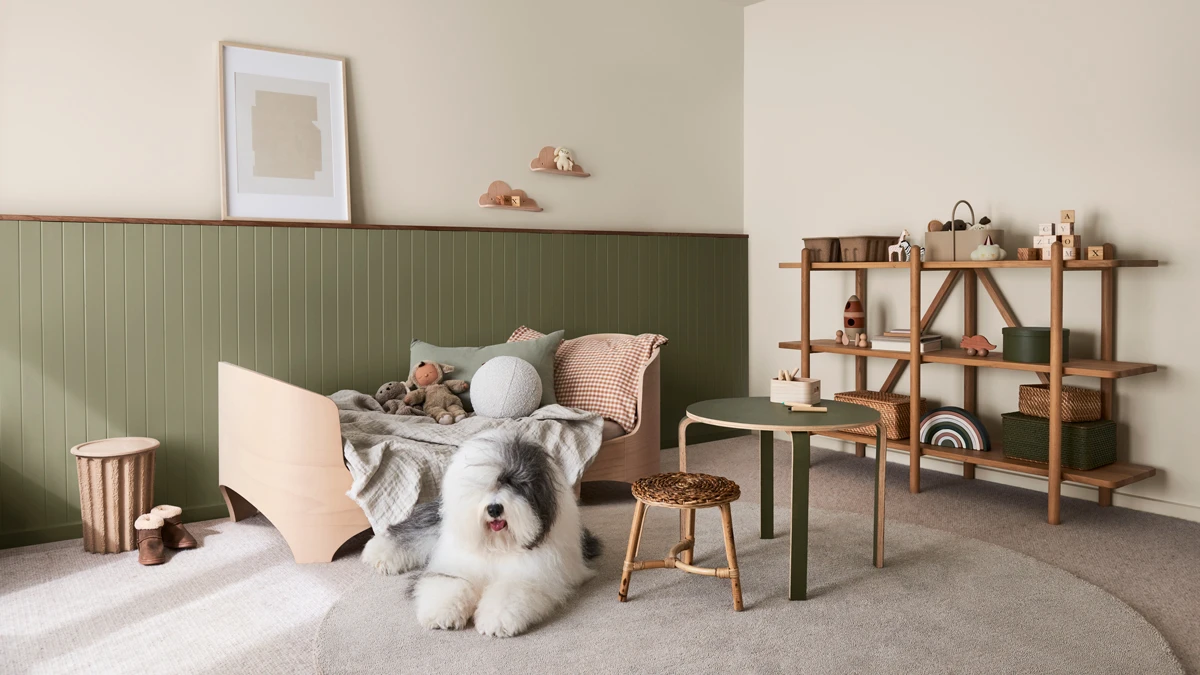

{"left": 218, "top": 340, "right": 661, "bottom": 563}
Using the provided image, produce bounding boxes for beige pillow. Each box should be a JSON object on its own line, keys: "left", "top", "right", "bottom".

{"left": 509, "top": 327, "right": 667, "bottom": 432}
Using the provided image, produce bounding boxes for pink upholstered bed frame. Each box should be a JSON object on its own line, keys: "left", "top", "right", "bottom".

{"left": 218, "top": 339, "right": 661, "bottom": 563}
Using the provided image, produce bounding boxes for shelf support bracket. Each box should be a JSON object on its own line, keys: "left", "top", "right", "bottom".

{"left": 880, "top": 270, "right": 960, "bottom": 393}
{"left": 977, "top": 269, "right": 1051, "bottom": 385}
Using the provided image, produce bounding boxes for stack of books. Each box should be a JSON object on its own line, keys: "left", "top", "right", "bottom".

{"left": 871, "top": 331, "right": 943, "bottom": 353}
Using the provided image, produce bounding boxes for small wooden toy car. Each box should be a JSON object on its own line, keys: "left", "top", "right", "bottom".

{"left": 960, "top": 335, "right": 996, "bottom": 357}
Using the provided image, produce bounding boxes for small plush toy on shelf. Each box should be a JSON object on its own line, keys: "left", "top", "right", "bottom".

{"left": 969, "top": 234, "right": 1007, "bottom": 261}
{"left": 960, "top": 335, "right": 996, "bottom": 357}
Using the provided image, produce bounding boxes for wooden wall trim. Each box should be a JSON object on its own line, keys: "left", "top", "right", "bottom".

{"left": 0, "top": 214, "right": 747, "bottom": 239}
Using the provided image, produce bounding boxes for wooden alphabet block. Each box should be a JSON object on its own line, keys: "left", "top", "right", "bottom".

{"left": 1059, "top": 234, "right": 1081, "bottom": 248}
{"left": 1041, "top": 246, "right": 1082, "bottom": 260}
{"left": 1086, "top": 243, "right": 1116, "bottom": 261}
{"left": 1060, "top": 210, "right": 1075, "bottom": 224}
{"left": 510, "top": 195, "right": 522, "bottom": 207}
{"left": 1017, "top": 247, "right": 1039, "bottom": 261}
{"left": 1037, "top": 223, "right": 1056, "bottom": 236}
{"left": 1034, "top": 234, "right": 1061, "bottom": 247}
{"left": 494, "top": 194, "right": 509, "bottom": 206}
{"left": 1056, "top": 222, "right": 1075, "bottom": 236}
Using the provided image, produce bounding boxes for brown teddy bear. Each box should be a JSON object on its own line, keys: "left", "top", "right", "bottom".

{"left": 403, "top": 361, "right": 471, "bottom": 424}
{"left": 374, "top": 380, "right": 423, "bottom": 416}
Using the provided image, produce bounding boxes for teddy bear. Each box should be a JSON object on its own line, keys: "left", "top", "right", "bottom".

{"left": 374, "top": 380, "right": 423, "bottom": 416}
{"left": 403, "top": 361, "right": 471, "bottom": 424}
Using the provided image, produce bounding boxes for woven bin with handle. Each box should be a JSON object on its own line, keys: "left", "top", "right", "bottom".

{"left": 834, "top": 391, "right": 927, "bottom": 440}
{"left": 1001, "top": 412, "right": 1116, "bottom": 470}
{"left": 1018, "top": 384, "right": 1101, "bottom": 423}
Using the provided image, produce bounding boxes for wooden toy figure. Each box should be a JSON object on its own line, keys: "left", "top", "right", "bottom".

{"left": 960, "top": 335, "right": 996, "bottom": 357}
{"left": 844, "top": 294, "right": 865, "bottom": 340}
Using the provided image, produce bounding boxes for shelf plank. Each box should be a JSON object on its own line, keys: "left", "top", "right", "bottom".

{"left": 780, "top": 340, "right": 1157, "bottom": 379}
{"left": 814, "top": 430, "right": 1157, "bottom": 489}
{"left": 780, "top": 260, "right": 1159, "bottom": 271}
{"left": 781, "top": 339, "right": 913, "bottom": 360}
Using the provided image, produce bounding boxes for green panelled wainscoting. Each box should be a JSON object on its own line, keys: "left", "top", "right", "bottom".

{"left": 0, "top": 218, "right": 748, "bottom": 548}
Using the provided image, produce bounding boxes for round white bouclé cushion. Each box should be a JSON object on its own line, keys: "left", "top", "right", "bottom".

{"left": 471, "top": 356, "right": 543, "bottom": 418}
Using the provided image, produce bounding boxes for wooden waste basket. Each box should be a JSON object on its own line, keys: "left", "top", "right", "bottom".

{"left": 70, "top": 437, "right": 158, "bottom": 553}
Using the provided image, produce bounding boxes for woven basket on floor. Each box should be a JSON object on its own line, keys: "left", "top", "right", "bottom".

{"left": 834, "top": 391, "right": 927, "bottom": 440}
{"left": 1017, "top": 384, "right": 1101, "bottom": 423}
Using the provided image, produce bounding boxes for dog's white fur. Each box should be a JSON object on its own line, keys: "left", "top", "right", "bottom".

{"left": 554, "top": 147, "right": 574, "bottom": 172}
{"left": 362, "top": 430, "right": 596, "bottom": 637}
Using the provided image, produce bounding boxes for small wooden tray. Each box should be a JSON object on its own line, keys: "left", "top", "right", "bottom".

{"left": 529, "top": 146, "right": 590, "bottom": 177}
{"left": 478, "top": 180, "right": 543, "bottom": 212}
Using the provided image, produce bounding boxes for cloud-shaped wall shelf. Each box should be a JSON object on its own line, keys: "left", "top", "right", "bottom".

{"left": 529, "top": 146, "right": 590, "bottom": 177}
{"left": 478, "top": 180, "right": 543, "bottom": 212}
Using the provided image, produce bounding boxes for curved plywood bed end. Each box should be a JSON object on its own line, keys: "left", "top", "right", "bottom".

{"left": 217, "top": 362, "right": 370, "bottom": 563}
{"left": 581, "top": 347, "right": 662, "bottom": 485}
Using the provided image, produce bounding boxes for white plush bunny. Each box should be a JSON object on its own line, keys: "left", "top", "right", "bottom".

{"left": 554, "top": 147, "right": 574, "bottom": 172}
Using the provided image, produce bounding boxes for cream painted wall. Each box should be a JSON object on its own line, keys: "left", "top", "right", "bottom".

{"left": 745, "top": 0, "right": 1199, "bottom": 518}
{"left": 0, "top": 0, "right": 743, "bottom": 232}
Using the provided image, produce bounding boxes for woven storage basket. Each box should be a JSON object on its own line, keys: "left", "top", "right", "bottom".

{"left": 1018, "top": 384, "right": 1101, "bottom": 422}
{"left": 1001, "top": 412, "right": 1116, "bottom": 470}
{"left": 834, "top": 391, "right": 927, "bottom": 440}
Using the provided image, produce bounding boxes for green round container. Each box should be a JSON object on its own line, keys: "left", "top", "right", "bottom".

{"left": 1002, "top": 327, "right": 1069, "bottom": 364}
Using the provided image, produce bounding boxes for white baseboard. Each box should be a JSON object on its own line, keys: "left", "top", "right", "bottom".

{"left": 812, "top": 439, "right": 1200, "bottom": 525}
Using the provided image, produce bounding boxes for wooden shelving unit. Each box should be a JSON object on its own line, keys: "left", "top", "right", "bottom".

{"left": 779, "top": 245, "right": 1160, "bottom": 523}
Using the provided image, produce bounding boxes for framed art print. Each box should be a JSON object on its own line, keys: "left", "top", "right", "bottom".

{"left": 218, "top": 42, "right": 350, "bottom": 222}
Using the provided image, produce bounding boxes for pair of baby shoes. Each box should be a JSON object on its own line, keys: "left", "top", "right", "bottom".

{"left": 134, "top": 505, "right": 197, "bottom": 565}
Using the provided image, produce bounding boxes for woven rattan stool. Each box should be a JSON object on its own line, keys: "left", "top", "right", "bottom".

{"left": 619, "top": 472, "right": 744, "bottom": 611}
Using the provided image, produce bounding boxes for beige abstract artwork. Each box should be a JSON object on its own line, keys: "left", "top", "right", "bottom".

{"left": 233, "top": 73, "right": 334, "bottom": 197}
{"left": 251, "top": 90, "right": 322, "bottom": 180}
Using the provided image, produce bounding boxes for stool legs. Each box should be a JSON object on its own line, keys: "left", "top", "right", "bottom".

{"left": 619, "top": 500, "right": 647, "bottom": 602}
{"left": 681, "top": 508, "right": 696, "bottom": 565}
{"left": 718, "top": 503, "right": 743, "bottom": 611}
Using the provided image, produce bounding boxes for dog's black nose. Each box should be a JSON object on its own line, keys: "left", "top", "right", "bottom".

{"left": 486, "top": 503, "right": 503, "bottom": 518}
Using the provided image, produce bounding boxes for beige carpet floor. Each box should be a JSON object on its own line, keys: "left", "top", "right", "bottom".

{"left": 1, "top": 435, "right": 1198, "bottom": 674}
{"left": 316, "top": 503, "right": 1181, "bottom": 674}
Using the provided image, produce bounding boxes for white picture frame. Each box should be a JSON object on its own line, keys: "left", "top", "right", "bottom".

{"left": 218, "top": 42, "right": 351, "bottom": 223}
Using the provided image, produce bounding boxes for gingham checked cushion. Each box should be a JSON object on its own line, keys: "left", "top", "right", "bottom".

{"left": 508, "top": 327, "right": 667, "bottom": 432}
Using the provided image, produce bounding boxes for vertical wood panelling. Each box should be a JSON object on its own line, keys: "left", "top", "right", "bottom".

{"left": 62, "top": 223, "right": 86, "bottom": 522}
{"left": 19, "top": 223, "right": 45, "bottom": 528}
{"left": 1, "top": 221, "right": 748, "bottom": 547}
{"left": 162, "top": 225, "right": 185, "bottom": 507}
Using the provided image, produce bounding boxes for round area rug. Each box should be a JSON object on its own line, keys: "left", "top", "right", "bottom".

{"left": 316, "top": 503, "right": 1182, "bottom": 674}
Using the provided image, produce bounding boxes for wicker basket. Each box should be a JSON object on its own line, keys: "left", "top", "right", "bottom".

{"left": 1018, "top": 384, "right": 1101, "bottom": 422}
{"left": 1001, "top": 412, "right": 1116, "bottom": 470}
{"left": 839, "top": 236, "right": 895, "bottom": 262}
{"left": 802, "top": 237, "right": 841, "bottom": 263}
{"left": 834, "top": 391, "right": 927, "bottom": 440}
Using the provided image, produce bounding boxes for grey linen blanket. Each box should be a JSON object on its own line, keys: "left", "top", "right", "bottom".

{"left": 331, "top": 391, "right": 605, "bottom": 533}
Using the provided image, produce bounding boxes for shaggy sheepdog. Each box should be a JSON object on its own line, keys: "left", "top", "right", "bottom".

{"left": 362, "top": 430, "right": 601, "bottom": 637}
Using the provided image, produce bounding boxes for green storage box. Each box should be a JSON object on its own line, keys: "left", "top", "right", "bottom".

{"left": 1002, "top": 327, "right": 1069, "bottom": 364}
{"left": 1001, "top": 412, "right": 1116, "bottom": 470}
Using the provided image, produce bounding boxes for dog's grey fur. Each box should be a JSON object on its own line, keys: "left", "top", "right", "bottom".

{"left": 494, "top": 435, "right": 560, "bottom": 549}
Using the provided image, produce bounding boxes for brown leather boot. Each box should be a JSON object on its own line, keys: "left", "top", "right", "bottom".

{"left": 151, "top": 505, "right": 197, "bottom": 550}
{"left": 135, "top": 514, "right": 166, "bottom": 565}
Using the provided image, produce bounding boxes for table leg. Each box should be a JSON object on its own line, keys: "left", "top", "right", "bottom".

{"left": 790, "top": 431, "right": 811, "bottom": 601}
{"left": 760, "top": 430, "right": 774, "bottom": 539}
{"left": 873, "top": 423, "right": 886, "bottom": 568}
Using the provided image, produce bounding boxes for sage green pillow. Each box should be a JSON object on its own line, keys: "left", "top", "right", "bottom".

{"left": 409, "top": 330, "right": 563, "bottom": 411}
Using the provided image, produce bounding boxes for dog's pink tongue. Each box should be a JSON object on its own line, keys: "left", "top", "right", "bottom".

{"left": 488, "top": 520, "right": 507, "bottom": 532}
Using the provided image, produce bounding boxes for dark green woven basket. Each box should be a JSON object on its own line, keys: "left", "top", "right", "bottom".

{"left": 1001, "top": 412, "right": 1116, "bottom": 471}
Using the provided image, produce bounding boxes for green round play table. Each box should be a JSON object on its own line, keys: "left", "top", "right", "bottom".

{"left": 679, "top": 397, "right": 885, "bottom": 601}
